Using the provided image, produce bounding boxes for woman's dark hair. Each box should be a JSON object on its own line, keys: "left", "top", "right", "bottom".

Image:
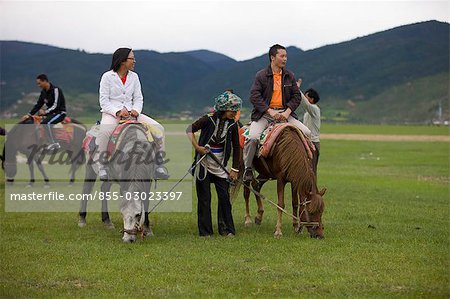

{"left": 110, "top": 48, "right": 132, "bottom": 72}
{"left": 36, "top": 74, "right": 49, "bottom": 82}
{"left": 305, "top": 88, "right": 320, "bottom": 104}
{"left": 268, "top": 44, "right": 286, "bottom": 62}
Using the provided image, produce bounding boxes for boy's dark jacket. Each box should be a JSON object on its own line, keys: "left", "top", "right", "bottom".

{"left": 187, "top": 112, "right": 240, "bottom": 173}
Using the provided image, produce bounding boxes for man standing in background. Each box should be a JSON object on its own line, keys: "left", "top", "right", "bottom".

{"left": 297, "top": 79, "right": 321, "bottom": 177}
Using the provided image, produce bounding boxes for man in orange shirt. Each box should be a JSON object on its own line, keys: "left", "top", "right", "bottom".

{"left": 243, "top": 44, "right": 311, "bottom": 182}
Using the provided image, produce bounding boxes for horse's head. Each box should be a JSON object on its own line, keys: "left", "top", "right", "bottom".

{"left": 3, "top": 119, "right": 37, "bottom": 181}
{"left": 120, "top": 196, "right": 145, "bottom": 243}
{"left": 4, "top": 161, "right": 17, "bottom": 182}
{"left": 304, "top": 187, "right": 326, "bottom": 239}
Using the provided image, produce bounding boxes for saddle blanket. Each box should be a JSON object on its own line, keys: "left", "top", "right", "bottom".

{"left": 241, "top": 123, "right": 314, "bottom": 159}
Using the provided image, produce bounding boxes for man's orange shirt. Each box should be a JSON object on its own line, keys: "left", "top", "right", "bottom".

{"left": 269, "top": 72, "right": 283, "bottom": 108}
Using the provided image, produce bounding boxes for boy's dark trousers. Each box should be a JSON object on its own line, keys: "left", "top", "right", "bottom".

{"left": 312, "top": 142, "right": 320, "bottom": 177}
{"left": 195, "top": 168, "right": 235, "bottom": 236}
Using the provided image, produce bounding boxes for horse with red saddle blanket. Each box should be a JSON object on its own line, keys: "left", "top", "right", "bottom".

{"left": 232, "top": 122, "right": 326, "bottom": 238}
{"left": 79, "top": 118, "right": 160, "bottom": 243}
{"left": 2, "top": 115, "right": 87, "bottom": 187}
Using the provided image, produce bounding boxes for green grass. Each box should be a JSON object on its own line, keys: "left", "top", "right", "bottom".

{"left": 321, "top": 123, "right": 449, "bottom": 135}
{"left": 1, "top": 126, "right": 449, "bottom": 297}
{"left": 3, "top": 118, "right": 450, "bottom": 136}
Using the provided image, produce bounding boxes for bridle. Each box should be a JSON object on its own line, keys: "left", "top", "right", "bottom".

{"left": 297, "top": 195, "right": 323, "bottom": 237}
{"left": 121, "top": 212, "right": 146, "bottom": 240}
{"left": 121, "top": 223, "right": 146, "bottom": 240}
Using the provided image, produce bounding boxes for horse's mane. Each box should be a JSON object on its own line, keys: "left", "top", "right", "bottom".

{"left": 6, "top": 118, "right": 33, "bottom": 137}
{"left": 273, "top": 127, "right": 314, "bottom": 188}
{"left": 117, "top": 125, "right": 155, "bottom": 190}
{"left": 18, "top": 118, "right": 34, "bottom": 125}
{"left": 275, "top": 127, "right": 323, "bottom": 213}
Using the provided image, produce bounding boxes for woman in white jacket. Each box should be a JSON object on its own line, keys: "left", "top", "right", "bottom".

{"left": 95, "top": 47, "right": 168, "bottom": 180}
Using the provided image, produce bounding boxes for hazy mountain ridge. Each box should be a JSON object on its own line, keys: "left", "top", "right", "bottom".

{"left": 1, "top": 20, "right": 448, "bottom": 123}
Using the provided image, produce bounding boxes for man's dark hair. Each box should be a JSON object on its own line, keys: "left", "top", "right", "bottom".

{"left": 36, "top": 74, "right": 49, "bottom": 82}
{"left": 110, "top": 48, "right": 132, "bottom": 72}
{"left": 268, "top": 44, "right": 286, "bottom": 62}
{"left": 305, "top": 88, "right": 320, "bottom": 104}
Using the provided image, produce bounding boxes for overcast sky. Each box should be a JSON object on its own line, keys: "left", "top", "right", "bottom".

{"left": 0, "top": 0, "right": 448, "bottom": 61}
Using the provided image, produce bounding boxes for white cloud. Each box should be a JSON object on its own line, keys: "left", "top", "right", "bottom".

{"left": 1, "top": 0, "right": 448, "bottom": 60}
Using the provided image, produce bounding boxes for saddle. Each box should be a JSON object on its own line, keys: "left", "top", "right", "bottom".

{"left": 107, "top": 120, "right": 150, "bottom": 156}
{"left": 31, "top": 115, "right": 74, "bottom": 144}
{"left": 83, "top": 120, "right": 161, "bottom": 160}
{"left": 241, "top": 123, "right": 315, "bottom": 159}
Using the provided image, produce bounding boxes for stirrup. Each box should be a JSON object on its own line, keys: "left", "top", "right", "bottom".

{"left": 154, "top": 166, "right": 170, "bottom": 180}
{"left": 243, "top": 167, "right": 253, "bottom": 182}
{"left": 46, "top": 143, "right": 61, "bottom": 151}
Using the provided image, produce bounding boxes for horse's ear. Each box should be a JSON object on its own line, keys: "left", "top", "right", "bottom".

{"left": 319, "top": 188, "right": 327, "bottom": 196}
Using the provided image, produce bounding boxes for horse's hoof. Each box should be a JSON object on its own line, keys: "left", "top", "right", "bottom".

{"left": 244, "top": 217, "right": 253, "bottom": 227}
{"left": 294, "top": 225, "right": 303, "bottom": 234}
{"left": 78, "top": 219, "right": 86, "bottom": 228}
{"left": 254, "top": 217, "right": 262, "bottom": 225}
{"left": 274, "top": 231, "right": 283, "bottom": 239}
{"left": 103, "top": 220, "right": 115, "bottom": 229}
{"left": 143, "top": 227, "right": 154, "bottom": 237}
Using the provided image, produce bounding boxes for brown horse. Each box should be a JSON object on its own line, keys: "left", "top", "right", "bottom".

{"left": 233, "top": 125, "right": 325, "bottom": 238}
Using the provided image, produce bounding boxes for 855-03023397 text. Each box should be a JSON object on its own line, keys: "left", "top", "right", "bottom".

{"left": 9, "top": 191, "right": 184, "bottom": 201}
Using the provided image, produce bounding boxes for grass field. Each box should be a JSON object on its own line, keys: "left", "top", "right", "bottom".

{"left": 0, "top": 124, "right": 449, "bottom": 297}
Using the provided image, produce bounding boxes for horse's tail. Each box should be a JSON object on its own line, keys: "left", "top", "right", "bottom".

{"left": 68, "top": 151, "right": 86, "bottom": 176}
{"left": 1, "top": 145, "right": 4, "bottom": 170}
{"left": 68, "top": 121, "right": 88, "bottom": 175}
{"left": 69, "top": 118, "right": 87, "bottom": 129}
{"left": 229, "top": 147, "right": 244, "bottom": 203}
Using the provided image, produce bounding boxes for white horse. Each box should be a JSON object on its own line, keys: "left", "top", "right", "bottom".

{"left": 79, "top": 122, "right": 157, "bottom": 243}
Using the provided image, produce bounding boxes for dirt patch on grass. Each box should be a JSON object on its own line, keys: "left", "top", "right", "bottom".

{"left": 417, "top": 175, "right": 450, "bottom": 184}
{"left": 321, "top": 134, "right": 450, "bottom": 142}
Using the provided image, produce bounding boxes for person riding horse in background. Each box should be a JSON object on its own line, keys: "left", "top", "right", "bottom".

{"left": 186, "top": 91, "right": 242, "bottom": 237}
{"left": 297, "top": 79, "right": 321, "bottom": 177}
{"left": 21, "top": 74, "right": 67, "bottom": 151}
{"left": 95, "top": 47, "right": 169, "bottom": 181}
{"left": 243, "top": 44, "right": 311, "bottom": 182}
